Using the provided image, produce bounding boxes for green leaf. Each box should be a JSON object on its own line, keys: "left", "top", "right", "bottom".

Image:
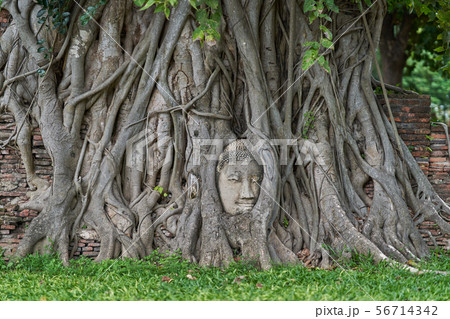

{"left": 303, "top": 0, "right": 315, "bottom": 13}
{"left": 154, "top": 4, "right": 165, "bottom": 13}
{"left": 316, "top": 0, "right": 324, "bottom": 12}
{"left": 37, "top": 69, "right": 46, "bottom": 77}
{"left": 196, "top": 9, "right": 208, "bottom": 23}
{"left": 205, "top": 0, "right": 219, "bottom": 10}
{"left": 434, "top": 46, "right": 445, "bottom": 53}
{"left": 319, "top": 13, "right": 332, "bottom": 22}
{"left": 303, "top": 41, "right": 320, "bottom": 50}
{"left": 302, "top": 48, "right": 318, "bottom": 70}
{"left": 321, "top": 38, "right": 333, "bottom": 49}
{"left": 164, "top": 6, "right": 170, "bottom": 19}
{"left": 37, "top": 8, "right": 47, "bottom": 18}
{"left": 192, "top": 27, "right": 204, "bottom": 41}
{"left": 325, "top": 0, "right": 339, "bottom": 13}
{"left": 319, "top": 57, "right": 331, "bottom": 73}
{"left": 141, "top": 0, "right": 157, "bottom": 11}
{"left": 309, "top": 12, "right": 317, "bottom": 24}
{"left": 319, "top": 25, "right": 332, "bottom": 40}
{"left": 37, "top": 47, "right": 46, "bottom": 53}
{"left": 209, "top": 28, "right": 220, "bottom": 41}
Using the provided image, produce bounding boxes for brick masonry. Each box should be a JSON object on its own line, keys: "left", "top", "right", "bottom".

{"left": 371, "top": 95, "right": 450, "bottom": 248}
{"left": 0, "top": 9, "right": 10, "bottom": 34}
{"left": 0, "top": 113, "right": 52, "bottom": 259}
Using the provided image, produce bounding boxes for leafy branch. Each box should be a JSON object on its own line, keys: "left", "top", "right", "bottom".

{"left": 80, "top": 0, "right": 108, "bottom": 26}
{"left": 134, "top": 0, "right": 222, "bottom": 45}
{"left": 134, "top": 0, "right": 178, "bottom": 19}
{"left": 190, "top": 0, "right": 221, "bottom": 45}
{"left": 36, "top": 0, "right": 72, "bottom": 34}
{"left": 301, "top": 0, "right": 339, "bottom": 73}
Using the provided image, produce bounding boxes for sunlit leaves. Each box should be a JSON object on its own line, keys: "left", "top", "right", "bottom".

{"left": 301, "top": 44, "right": 331, "bottom": 73}
{"left": 301, "top": 0, "right": 337, "bottom": 73}
{"left": 301, "top": 46, "right": 318, "bottom": 71}
{"left": 134, "top": 0, "right": 221, "bottom": 45}
{"left": 321, "top": 38, "right": 333, "bottom": 49}
{"left": 133, "top": 0, "right": 178, "bottom": 19}
{"left": 325, "top": 0, "right": 339, "bottom": 12}
{"left": 304, "top": 0, "right": 339, "bottom": 25}
{"left": 319, "top": 25, "right": 332, "bottom": 40}
{"left": 190, "top": 0, "right": 221, "bottom": 45}
{"left": 303, "top": 0, "right": 315, "bottom": 13}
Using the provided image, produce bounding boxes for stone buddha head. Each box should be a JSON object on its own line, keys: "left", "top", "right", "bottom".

{"left": 217, "top": 140, "right": 263, "bottom": 215}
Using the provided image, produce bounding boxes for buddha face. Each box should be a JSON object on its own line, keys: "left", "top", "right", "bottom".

{"left": 218, "top": 159, "right": 262, "bottom": 215}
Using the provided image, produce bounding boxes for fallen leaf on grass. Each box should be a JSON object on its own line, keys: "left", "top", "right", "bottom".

{"left": 161, "top": 276, "right": 172, "bottom": 283}
{"left": 256, "top": 283, "right": 263, "bottom": 288}
{"left": 233, "top": 275, "right": 246, "bottom": 284}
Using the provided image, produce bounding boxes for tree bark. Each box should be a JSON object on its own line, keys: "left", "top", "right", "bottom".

{"left": 0, "top": 0, "right": 447, "bottom": 269}
{"left": 379, "top": 12, "right": 415, "bottom": 86}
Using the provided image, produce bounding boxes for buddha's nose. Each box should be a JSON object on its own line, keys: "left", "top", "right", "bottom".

{"left": 240, "top": 179, "right": 255, "bottom": 199}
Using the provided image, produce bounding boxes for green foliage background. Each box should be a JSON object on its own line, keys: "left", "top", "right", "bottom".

{"left": 404, "top": 55, "right": 450, "bottom": 123}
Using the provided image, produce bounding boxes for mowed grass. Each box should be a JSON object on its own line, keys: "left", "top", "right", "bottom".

{"left": 0, "top": 250, "right": 448, "bottom": 301}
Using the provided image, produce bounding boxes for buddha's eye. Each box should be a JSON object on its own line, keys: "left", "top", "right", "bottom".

{"left": 228, "top": 175, "right": 240, "bottom": 182}
{"left": 251, "top": 176, "right": 260, "bottom": 183}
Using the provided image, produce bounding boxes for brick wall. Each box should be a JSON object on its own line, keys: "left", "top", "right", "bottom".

{"left": 0, "top": 9, "right": 10, "bottom": 34}
{"left": 428, "top": 124, "right": 450, "bottom": 203}
{"left": 0, "top": 114, "right": 52, "bottom": 258}
{"left": 377, "top": 95, "right": 450, "bottom": 248}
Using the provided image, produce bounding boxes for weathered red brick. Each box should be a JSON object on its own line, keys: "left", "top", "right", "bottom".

{"left": 429, "top": 157, "right": 448, "bottom": 163}
{"left": 81, "top": 251, "right": 99, "bottom": 257}
{"left": 1, "top": 225, "right": 15, "bottom": 230}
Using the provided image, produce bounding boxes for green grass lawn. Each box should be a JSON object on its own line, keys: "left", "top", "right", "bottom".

{"left": 0, "top": 250, "right": 448, "bottom": 301}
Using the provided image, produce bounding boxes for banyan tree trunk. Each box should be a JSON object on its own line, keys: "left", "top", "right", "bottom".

{"left": 0, "top": 0, "right": 448, "bottom": 268}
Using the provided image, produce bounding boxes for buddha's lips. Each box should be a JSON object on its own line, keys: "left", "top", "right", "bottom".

{"left": 236, "top": 203, "right": 255, "bottom": 211}
{"left": 236, "top": 202, "right": 255, "bottom": 207}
